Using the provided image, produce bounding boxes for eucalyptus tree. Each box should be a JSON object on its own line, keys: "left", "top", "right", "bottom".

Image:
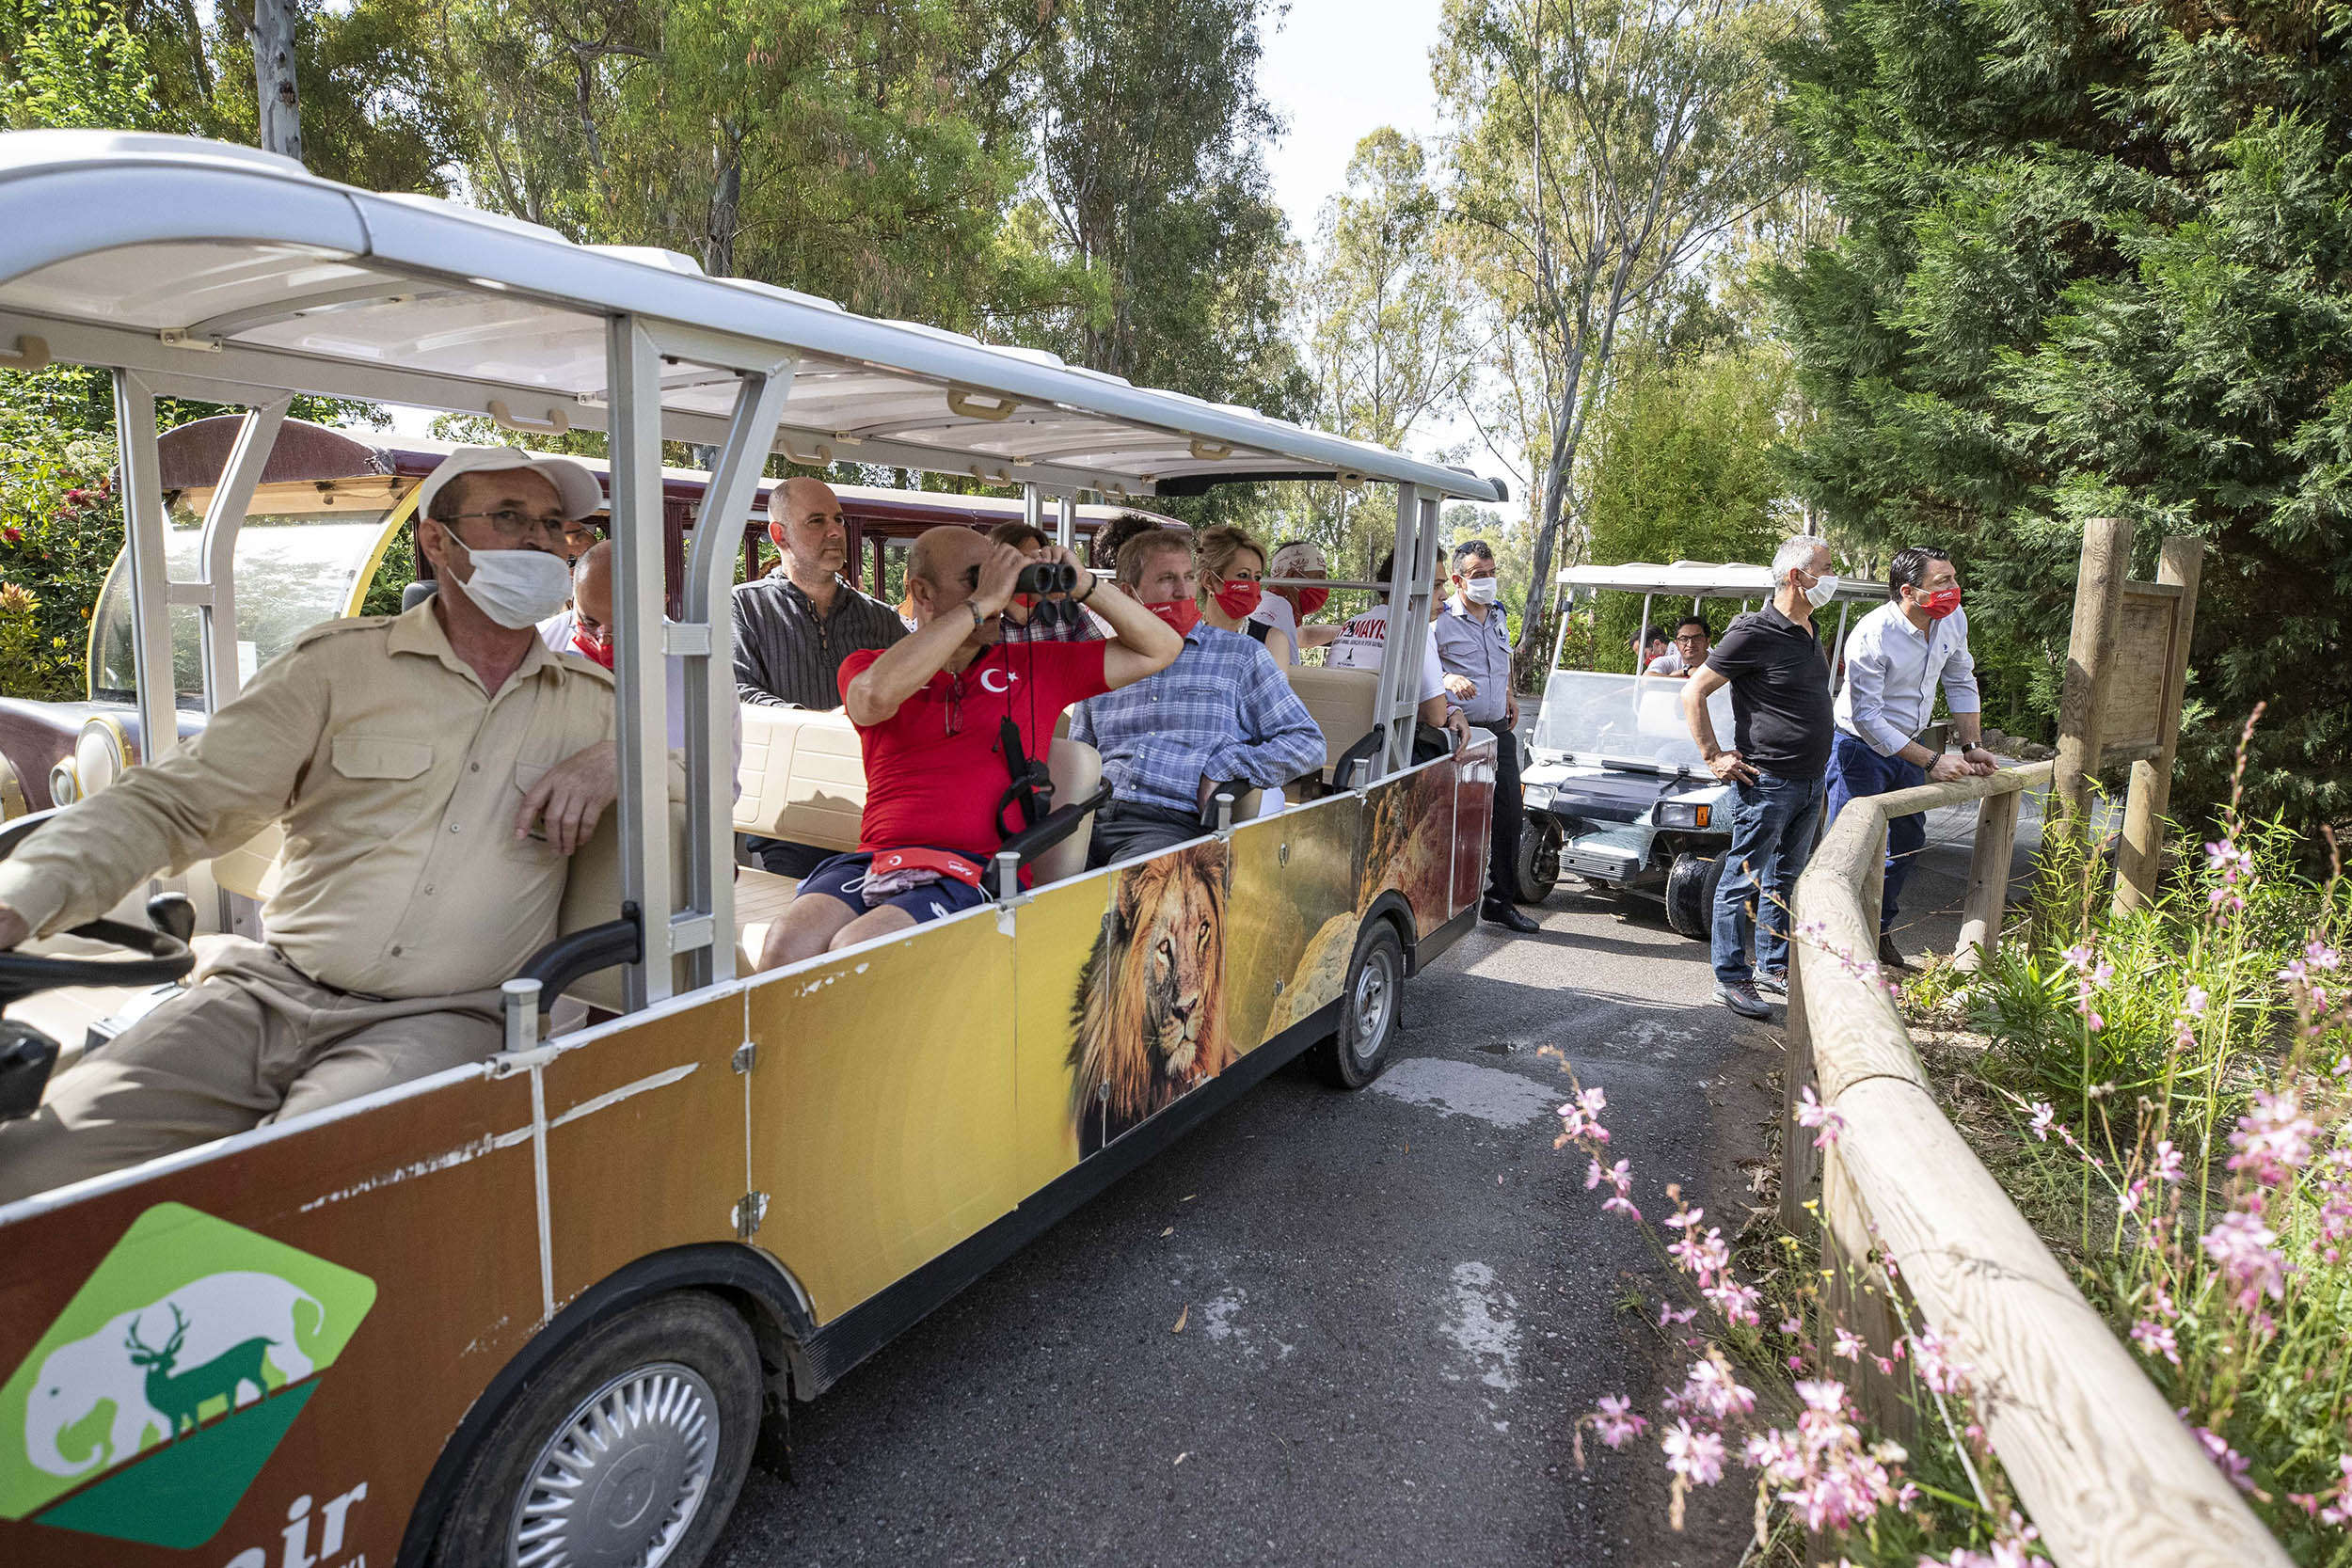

{"left": 1437, "top": 0, "right": 1796, "bottom": 669}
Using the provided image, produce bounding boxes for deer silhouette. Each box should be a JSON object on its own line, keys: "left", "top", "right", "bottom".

{"left": 122, "top": 1304, "right": 278, "bottom": 1439}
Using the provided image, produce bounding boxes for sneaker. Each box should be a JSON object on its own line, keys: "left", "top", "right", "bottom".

{"left": 1714, "top": 980, "right": 1773, "bottom": 1019}
{"left": 1755, "top": 970, "right": 1788, "bottom": 998}
{"left": 1877, "top": 934, "right": 1911, "bottom": 972}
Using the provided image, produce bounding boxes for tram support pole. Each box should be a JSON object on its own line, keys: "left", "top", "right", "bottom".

{"left": 608, "top": 316, "right": 674, "bottom": 1009}
{"left": 112, "top": 371, "right": 180, "bottom": 767}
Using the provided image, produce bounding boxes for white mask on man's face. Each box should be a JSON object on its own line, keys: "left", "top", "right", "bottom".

{"left": 1463, "top": 576, "right": 1501, "bottom": 605}
{"left": 439, "top": 522, "right": 576, "bottom": 629}
{"left": 1801, "top": 569, "right": 1839, "bottom": 610}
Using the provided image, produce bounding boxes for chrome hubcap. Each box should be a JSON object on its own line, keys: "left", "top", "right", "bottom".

{"left": 512, "top": 1363, "right": 718, "bottom": 1568}
{"left": 1351, "top": 948, "right": 1393, "bottom": 1064}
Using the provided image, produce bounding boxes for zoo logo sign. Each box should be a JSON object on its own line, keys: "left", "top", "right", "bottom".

{"left": 0, "top": 1202, "right": 376, "bottom": 1548}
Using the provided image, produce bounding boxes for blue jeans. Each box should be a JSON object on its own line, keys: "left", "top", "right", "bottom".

{"left": 1825, "top": 734, "right": 1927, "bottom": 934}
{"left": 1711, "top": 770, "right": 1827, "bottom": 986}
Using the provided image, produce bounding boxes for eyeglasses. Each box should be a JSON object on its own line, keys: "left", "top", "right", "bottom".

{"left": 443, "top": 510, "right": 597, "bottom": 549}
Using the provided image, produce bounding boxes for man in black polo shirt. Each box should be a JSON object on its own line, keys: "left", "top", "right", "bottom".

{"left": 1681, "top": 536, "right": 1839, "bottom": 1018}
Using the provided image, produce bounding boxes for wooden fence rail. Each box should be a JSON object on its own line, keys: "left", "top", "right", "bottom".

{"left": 1781, "top": 761, "right": 2289, "bottom": 1568}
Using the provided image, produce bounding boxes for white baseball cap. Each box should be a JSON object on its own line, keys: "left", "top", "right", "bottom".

{"left": 416, "top": 446, "right": 606, "bottom": 524}
{"left": 1269, "top": 541, "right": 1327, "bottom": 578}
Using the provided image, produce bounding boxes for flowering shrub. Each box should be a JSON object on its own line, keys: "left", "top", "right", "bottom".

{"left": 1899, "top": 712, "right": 2352, "bottom": 1562}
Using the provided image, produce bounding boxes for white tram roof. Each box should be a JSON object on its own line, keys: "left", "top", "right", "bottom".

{"left": 0, "top": 132, "right": 1503, "bottom": 505}
{"left": 1557, "top": 560, "right": 1888, "bottom": 604}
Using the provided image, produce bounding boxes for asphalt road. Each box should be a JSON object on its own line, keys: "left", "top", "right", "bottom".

{"left": 710, "top": 886, "right": 1786, "bottom": 1568}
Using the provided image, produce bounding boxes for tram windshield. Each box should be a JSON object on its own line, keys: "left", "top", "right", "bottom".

{"left": 87, "top": 487, "right": 403, "bottom": 705}
{"left": 1530, "top": 670, "right": 1732, "bottom": 770}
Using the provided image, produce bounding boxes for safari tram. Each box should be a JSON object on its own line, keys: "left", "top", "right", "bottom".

{"left": 0, "top": 133, "right": 1506, "bottom": 1568}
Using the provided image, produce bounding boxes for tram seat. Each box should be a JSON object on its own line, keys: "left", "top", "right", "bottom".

{"left": 1283, "top": 666, "right": 1381, "bottom": 783}
{"left": 733, "top": 705, "right": 866, "bottom": 852}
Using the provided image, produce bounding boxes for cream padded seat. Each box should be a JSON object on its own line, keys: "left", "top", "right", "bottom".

{"left": 1283, "top": 666, "right": 1381, "bottom": 782}
{"left": 733, "top": 705, "right": 866, "bottom": 851}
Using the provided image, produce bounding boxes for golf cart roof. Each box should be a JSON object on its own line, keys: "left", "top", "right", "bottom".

{"left": 0, "top": 132, "right": 1504, "bottom": 504}
{"left": 1556, "top": 560, "right": 1888, "bottom": 604}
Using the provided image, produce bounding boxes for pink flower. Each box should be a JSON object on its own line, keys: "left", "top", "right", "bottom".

{"left": 1657, "top": 1302, "right": 1697, "bottom": 1327}
{"left": 2194, "top": 1426, "right": 2256, "bottom": 1492}
{"left": 1677, "top": 1352, "right": 1756, "bottom": 1419}
{"left": 1661, "top": 1419, "right": 1725, "bottom": 1485}
{"left": 2201, "top": 1209, "right": 2290, "bottom": 1309}
{"left": 1663, "top": 1200, "right": 1704, "bottom": 1231}
{"left": 1703, "top": 1276, "right": 1763, "bottom": 1327}
{"left": 2131, "top": 1317, "right": 2180, "bottom": 1365}
{"left": 1832, "top": 1327, "right": 1866, "bottom": 1362}
{"left": 2028, "top": 1101, "right": 2056, "bottom": 1141}
{"left": 1591, "top": 1393, "right": 1646, "bottom": 1449}
{"left": 1794, "top": 1085, "right": 1847, "bottom": 1148}
{"left": 1906, "top": 1329, "right": 1970, "bottom": 1395}
{"left": 1558, "top": 1085, "right": 1611, "bottom": 1144}
{"left": 2184, "top": 984, "right": 2210, "bottom": 1017}
{"left": 2227, "top": 1088, "right": 2317, "bottom": 1186}
{"left": 2150, "top": 1139, "right": 2185, "bottom": 1184}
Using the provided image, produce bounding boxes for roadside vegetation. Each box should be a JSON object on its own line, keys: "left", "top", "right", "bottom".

{"left": 1551, "top": 717, "right": 2352, "bottom": 1563}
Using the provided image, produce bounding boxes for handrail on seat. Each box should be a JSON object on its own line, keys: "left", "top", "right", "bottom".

{"left": 1785, "top": 761, "right": 2287, "bottom": 1567}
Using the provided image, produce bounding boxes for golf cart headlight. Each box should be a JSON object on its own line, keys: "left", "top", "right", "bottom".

{"left": 1524, "top": 784, "right": 1553, "bottom": 810}
{"left": 1656, "top": 800, "right": 1710, "bottom": 830}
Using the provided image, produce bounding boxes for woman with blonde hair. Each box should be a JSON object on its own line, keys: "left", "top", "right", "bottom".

{"left": 1192, "top": 524, "right": 1294, "bottom": 665}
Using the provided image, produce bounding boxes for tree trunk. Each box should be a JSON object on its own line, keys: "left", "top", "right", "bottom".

{"left": 249, "top": 0, "right": 303, "bottom": 165}
{"left": 704, "top": 124, "right": 742, "bottom": 277}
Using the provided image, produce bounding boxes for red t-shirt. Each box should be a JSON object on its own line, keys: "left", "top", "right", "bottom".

{"left": 838, "top": 641, "right": 1112, "bottom": 858}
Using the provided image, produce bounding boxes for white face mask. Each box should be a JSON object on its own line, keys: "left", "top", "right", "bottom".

{"left": 439, "top": 522, "right": 577, "bottom": 630}
{"left": 1802, "top": 570, "right": 1839, "bottom": 610}
{"left": 1463, "top": 576, "right": 1501, "bottom": 605}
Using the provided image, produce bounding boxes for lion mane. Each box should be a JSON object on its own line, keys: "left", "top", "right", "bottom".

{"left": 1067, "top": 842, "right": 1233, "bottom": 1154}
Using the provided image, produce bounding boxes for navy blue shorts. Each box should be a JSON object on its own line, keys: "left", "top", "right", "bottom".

{"left": 796, "top": 850, "right": 991, "bottom": 927}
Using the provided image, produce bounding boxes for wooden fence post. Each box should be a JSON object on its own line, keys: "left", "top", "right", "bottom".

{"left": 2053, "top": 516, "right": 2132, "bottom": 825}
{"left": 1953, "top": 788, "right": 2022, "bottom": 973}
{"left": 2112, "top": 536, "right": 2204, "bottom": 917}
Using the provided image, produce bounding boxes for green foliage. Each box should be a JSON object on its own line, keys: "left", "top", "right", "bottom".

{"left": 202, "top": 0, "right": 468, "bottom": 192}
{"left": 0, "top": 0, "right": 161, "bottom": 130}
{"left": 0, "top": 369, "right": 127, "bottom": 698}
{"left": 1772, "top": 0, "right": 2352, "bottom": 837}
{"left": 1581, "top": 345, "right": 1797, "bottom": 667}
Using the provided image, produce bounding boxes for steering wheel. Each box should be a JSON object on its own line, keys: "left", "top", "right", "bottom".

{"left": 0, "top": 895, "right": 197, "bottom": 1010}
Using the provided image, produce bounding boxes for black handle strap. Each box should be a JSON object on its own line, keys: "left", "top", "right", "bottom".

{"left": 515, "top": 901, "right": 643, "bottom": 1015}
{"left": 982, "top": 784, "right": 1111, "bottom": 897}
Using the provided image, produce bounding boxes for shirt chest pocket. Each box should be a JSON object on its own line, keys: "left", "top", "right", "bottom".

{"left": 505, "top": 753, "right": 568, "bottom": 864}
{"left": 327, "top": 732, "right": 437, "bottom": 837}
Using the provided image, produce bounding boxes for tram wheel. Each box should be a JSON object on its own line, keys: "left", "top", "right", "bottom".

{"left": 429, "top": 1291, "right": 761, "bottom": 1568}
{"left": 1663, "top": 851, "right": 1725, "bottom": 942}
{"left": 1316, "top": 917, "right": 1405, "bottom": 1090}
{"left": 1516, "top": 815, "right": 1563, "bottom": 904}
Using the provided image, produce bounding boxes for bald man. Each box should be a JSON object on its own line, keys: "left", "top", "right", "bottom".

{"left": 733, "top": 477, "right": 905, "bottom": 710}
{"left": 755, "top": 525, "right": 1179, "bottom": 969}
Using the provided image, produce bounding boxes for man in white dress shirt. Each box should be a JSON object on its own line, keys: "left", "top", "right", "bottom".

{"left": 1828, "top": 546, "right": 1999, "bottom": 969}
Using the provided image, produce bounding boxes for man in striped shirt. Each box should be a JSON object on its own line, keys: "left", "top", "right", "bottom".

{"left": 732, "top": 477, "right": 906, "bottom": 877}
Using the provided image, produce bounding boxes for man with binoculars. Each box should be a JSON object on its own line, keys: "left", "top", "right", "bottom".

{"left": 755, "top": 527, "right": 1181, "bottom": 969}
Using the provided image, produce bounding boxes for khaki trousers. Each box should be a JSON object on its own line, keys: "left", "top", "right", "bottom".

{"left": 0, "top": 936, "right": 500, "bottom": 1204}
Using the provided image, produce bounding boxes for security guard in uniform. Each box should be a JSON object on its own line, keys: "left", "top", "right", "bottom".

{"left": 0, "top": 447, "right": 628, "bottom": 1202}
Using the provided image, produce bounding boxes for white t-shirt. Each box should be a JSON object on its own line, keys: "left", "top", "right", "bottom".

{"left": 1326, "top": 604, "right": 1446, "bottom": 704}
{"left": 1645, "top": 648, "right": 1690, "bottom": 675}
{"left": 1246, "top": 593, "right": 1301, "bottom": 665}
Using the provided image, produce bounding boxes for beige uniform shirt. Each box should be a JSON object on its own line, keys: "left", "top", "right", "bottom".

{"left": 0, "top": 603, "right": 618, "bottom": 999}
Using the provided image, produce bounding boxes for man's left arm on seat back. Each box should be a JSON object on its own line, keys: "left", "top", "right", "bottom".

{"left": 1205, "top": 649, "right": 1326, "bottom": 787}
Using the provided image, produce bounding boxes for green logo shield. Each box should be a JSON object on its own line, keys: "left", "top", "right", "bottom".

{"left": 0, "top": 1201, "right": 376, "bottom": 1547}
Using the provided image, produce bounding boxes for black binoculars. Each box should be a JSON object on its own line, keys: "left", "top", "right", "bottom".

{"left": 1014, "top": 561, "right": 1080, "bottom": 596}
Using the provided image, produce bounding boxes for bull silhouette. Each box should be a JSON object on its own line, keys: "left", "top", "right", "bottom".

{"left": 122, "top": 1304, "right": 278, "bottom": 1439}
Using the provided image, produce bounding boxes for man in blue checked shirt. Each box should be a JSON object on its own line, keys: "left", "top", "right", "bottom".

{"left": 1070, "top": 529, "right": 1327, "bottom": 866}
{"left": 1829, "top": 545, "right": 1999, "bottom": 971}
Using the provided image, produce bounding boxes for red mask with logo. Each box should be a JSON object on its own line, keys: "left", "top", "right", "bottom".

{"left": 1212, "top": 578, "right": 1263, "bottom": 619}
{"left": 1294, "top": 585, "right": 1330, "bottom": 617}
{"left": 571, "top": 625, "right": 615, "bottom": 669}
{"left": 1146, "top": 599, "right": 1201, "bottom": 635}
{"left": 1917, "top": 586, "right": 1963, "bottom": 621}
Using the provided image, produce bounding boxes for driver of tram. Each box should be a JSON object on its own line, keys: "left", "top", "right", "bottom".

{"left": 0, "top": 447, "right": 629, "bottom": 1203}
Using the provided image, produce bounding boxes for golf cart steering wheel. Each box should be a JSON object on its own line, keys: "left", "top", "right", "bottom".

{"left": 0, "top": 899, "right": 198, "bottom": 1009}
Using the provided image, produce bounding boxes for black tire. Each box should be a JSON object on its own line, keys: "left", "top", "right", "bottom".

{"left": 1316, "top": 918, "right": 1406, "bottom": 1089}
{"left": 1663, "top": 851, "right": 1725, "bottom": 942}
{"left": 429, "top": 1291, "right": 762, "bottom": 1568}
{"left": 1515, "top": 814, "right": 1563, "bottom": 905}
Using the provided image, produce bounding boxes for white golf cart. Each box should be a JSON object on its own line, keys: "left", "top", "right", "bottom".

{"left": 1515, "top": 561, "right": 1887, "bottom": 937}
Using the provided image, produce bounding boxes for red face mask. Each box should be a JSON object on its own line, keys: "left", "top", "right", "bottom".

{"left": 1213, "top": 578, "right": 1263, "bottom": 618}
{"left": 571, "top": 625, "right": 615, "bottom": 669}
{"left": 1917, "top": 586, "right": 1963, "bottom": 621}
{"left": 1146, "top": 598, "right": 1201, "bottom": 635}
{"left": 1295, "top": 585, "right": 1330, "bottom": 617}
